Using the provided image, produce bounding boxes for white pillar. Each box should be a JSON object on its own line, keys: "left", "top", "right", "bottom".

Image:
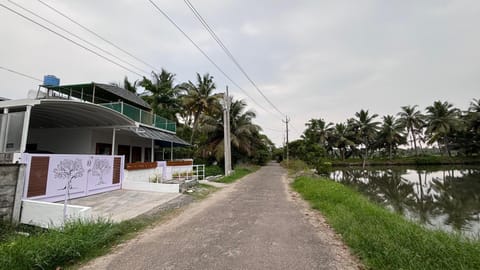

{"left": 0, "top": 108, "right": 8, "bottom": 152}
{"left": 170, "top": 141, "right": 173, "bottom": 161}
{"left": 19, "top": 106, "right": 32, "bottom": 153}
{"left": 111, "top": 128, "right": 116, "bottom": 155}
{"left": 151, "top": 139, "right": 154, "bottom": 162}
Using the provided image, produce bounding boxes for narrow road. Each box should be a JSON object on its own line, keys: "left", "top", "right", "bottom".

{"left": 82, "top": 163, "right": 358, "bottom": 270}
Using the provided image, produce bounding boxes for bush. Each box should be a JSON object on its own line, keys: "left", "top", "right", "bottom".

{"left": 205, "top": 165, "right": 223, "bottom": 176}
{"left": 280, "top": 159, "right": 309, "bottom": 172}
{"left": 315, "top": 160, "right": 332, "bottom": 175}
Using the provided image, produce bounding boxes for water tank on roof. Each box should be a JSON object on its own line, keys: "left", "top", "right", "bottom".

{"left": 43, "top": 75, "right": 60, "bottom": 86}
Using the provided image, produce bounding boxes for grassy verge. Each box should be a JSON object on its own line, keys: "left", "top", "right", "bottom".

{"left": 0, "top": 185, "right": 219, "bottom": 270}
{"left": 216, "top": 165, "right": 259, "bottom": 183}
{"left": 292, "top": 176, "right": 480, "bottom": 270}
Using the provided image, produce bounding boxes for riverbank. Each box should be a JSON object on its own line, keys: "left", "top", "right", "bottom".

{"left": 329, "top": 155, "right": 480, "bottom": 167}
{"left": 292, "top": 176, "right": 480, "bottom": 270}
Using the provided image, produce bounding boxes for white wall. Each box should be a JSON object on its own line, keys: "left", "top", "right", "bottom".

{"left": 28, "top": 128, "right": 92, "bottom": 154}
{"left": 122, "top": 181, "right": 179, "bottom": 193}
{"left": 124, "top": 167, "right": 164, "bottom": 183}
{"left": 20, "top": 199, "right": 92, "bottom": 228}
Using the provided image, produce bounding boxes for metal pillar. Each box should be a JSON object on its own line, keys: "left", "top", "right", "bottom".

{"left": 151, "top": 139, "right": 154, "bottom": 162}
{"left": 0, "top": 108, "right": 8, "bottom": 152}
{"left": 170, "top": 141, "right": 173, "bottom": 161}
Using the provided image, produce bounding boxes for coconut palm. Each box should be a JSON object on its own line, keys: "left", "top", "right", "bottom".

{"left": 140, "top": 69, "right": 184, "bottom": 120}
{"left": 330, "top": 123, "right": 355, "bottom": 160}
{"left": 353, "top": 109, "right": 380, "bottom": 167}
{"left": 425, "top": 101, "right": 462, "bottom": 156}
{"left": 200, "top": 97, "right": 261, "bottom": 161}
{"left": 302, "top": 118, "right": 333, "bottom": 146}
{"left": 182, "top": 73, "right": 222, "bottom": 144}
{"left": 397, "top": 105, "right": 425, "bottom": 155}
{"left": 378, "top": 115, "right": 407, "bottom": 159}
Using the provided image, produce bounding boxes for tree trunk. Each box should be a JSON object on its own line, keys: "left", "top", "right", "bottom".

{"left": 444, "top": 136, "right": 451, "bottom": 157}
{"left": 411, "top": 127, "right": 418, "bottom": 156}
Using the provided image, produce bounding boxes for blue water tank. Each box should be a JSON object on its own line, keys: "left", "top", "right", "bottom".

{"left": 43, "top": 75, "right": 60, "bottom": 86}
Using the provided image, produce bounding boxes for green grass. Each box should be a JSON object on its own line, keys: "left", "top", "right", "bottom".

{"left": 292, "top": 176, "right": 480, "bottom": 270}
{"left": 216, "top": 166, "right": 259, "bottom": 183}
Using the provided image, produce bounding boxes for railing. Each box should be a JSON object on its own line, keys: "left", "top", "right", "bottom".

{"left": 171, "top": 164, "right": 205, "bottom": 181}
{"left": 101, "top": 101, "right": 176, "bottom": 133}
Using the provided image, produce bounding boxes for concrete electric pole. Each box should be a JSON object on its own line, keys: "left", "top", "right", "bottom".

{"left": 223, "top": 86, "right": 232, "bottom": 176}
{"left": 283, "top": 116, "right": 290, "bottom": 167}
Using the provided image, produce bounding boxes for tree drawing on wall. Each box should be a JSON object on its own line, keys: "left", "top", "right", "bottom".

{"left": 54, "top": 158, "right": 84, "bottom": 191}
{"left": 91, "top": 158, "right": 111, "bottom": 185}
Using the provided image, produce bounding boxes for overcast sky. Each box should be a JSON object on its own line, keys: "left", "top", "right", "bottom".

{"left": 1, "top": 0, "right": 479, "bottom": 146}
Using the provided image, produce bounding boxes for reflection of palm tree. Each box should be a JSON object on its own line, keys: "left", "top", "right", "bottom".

{"left": 431, "top": 172, "right": 480, "bottom": 231}
{"left": 372, "top": 170, "right": 415, "bottom": 214}
{"left": 408, "top": 170, "right": 436, "bottom": 224}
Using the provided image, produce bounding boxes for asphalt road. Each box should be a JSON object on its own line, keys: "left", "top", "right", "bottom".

{"left": 82, "top": 163, "right": 357, "bottom": 270}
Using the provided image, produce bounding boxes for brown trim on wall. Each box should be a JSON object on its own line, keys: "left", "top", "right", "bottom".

{"left": 27, "top": 156, "right": 49, "bottom": 197}
{"left": 112, "top": 157, "right": 121, "bottom": 184}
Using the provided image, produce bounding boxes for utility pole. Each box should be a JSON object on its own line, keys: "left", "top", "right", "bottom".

{"left": 223, "top": 86, "right": 232, "bottom": 176}
{"left": 283, "top": 116, "right": 290, "bottom": 167}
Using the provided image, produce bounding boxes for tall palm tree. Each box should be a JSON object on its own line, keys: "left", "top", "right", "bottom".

{"left": 110, "top": 76, "right": 138, "bottom": 94}
{"left": 302, "top": 118, "right": 333, "bottom": 146}
{"left": 397, "top": 105, "right": 425, "bottom": 155}
{"left": 378, "top": 115, "right": 407, "bottom": 159}
{"left": 200, "top": 97, "right": 261, "bottom": 161}
{"left": 353, "top": 109, "right": 380, "bottom": 167}
{"left": 182, "top": 73, "right": 222, "bottom": 144}
{"left": 330, "top": 123, "right": 355, "bottom": 160}
{"left": 140, "top": 69, "right": 183, "bottom": 121}
{"left": 425, "top": 101, "right": 461, "bottom": 156}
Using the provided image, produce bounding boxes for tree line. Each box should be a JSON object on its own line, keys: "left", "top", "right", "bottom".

{"left": 288, "top": 99, "right": 480, "bottom": 166}
{"left": 115, "top": 70, "right": 274, "bottom": 166}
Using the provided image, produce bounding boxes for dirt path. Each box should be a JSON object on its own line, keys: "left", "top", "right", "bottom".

{"left": 81, "top": 163, "right": 360, "bottom": 270}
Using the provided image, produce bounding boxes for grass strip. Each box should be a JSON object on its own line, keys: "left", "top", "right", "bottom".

{"left": 292, "top": 176, "right": 480, "bottom": 270}
{"left": 216, "top": 166, "right": 259, "bottom": 184}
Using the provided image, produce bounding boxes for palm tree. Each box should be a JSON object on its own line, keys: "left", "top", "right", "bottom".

{"left": 200, "top": 97, "right": 261, "bottom": 161}
{"left": 182, "top": 73, "right": 222, "bottom": 144}
{"left": 302, "top": 118, "right": 333, "bottom": 146}
{"left": 425, "top": 101, "right": 461, "bottom": 156}
{"left": 140, "top": 69, "right": 184, "bottom": 120}
{"left": 397, "top": 105, "right": 425, "bottom": 155}
{"left": 330, "top": 123, "right": 355, "bottom": 160}
{"left": 110, "top": 76, "right": 138, "bottom": 94}
{"left": 378, "top": 115, "right": 407, "bottom": 159}
{"left": 353, "top": 109, "right": 380, "bottom": 167}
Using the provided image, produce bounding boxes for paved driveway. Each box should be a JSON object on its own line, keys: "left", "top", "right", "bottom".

{"left": 81, "top": 163, "right": 358, "bottom": 269}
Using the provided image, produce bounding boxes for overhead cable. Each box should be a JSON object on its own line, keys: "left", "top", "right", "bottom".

{"left": 147, "top": 0, "right": 275, "bottom": 116}
{"left": 0, "top": 3, "right": 144, "bottom": 77}
{"left": 37, "top": 0, "right": 160, "bottom": 73}
{"left": 9, "top": 0, "right": 149, "bottom": 75}
{"left": 183, "top": 0, "right": 285, "bottom": 118}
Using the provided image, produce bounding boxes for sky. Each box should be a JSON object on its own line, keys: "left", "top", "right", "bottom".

{"left": 0, "top": 0, "right": 479, "bottom": 146}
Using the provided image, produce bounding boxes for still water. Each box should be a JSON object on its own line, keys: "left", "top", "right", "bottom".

{"left": 329, "top": 166, "right": 480, "bottom": 237}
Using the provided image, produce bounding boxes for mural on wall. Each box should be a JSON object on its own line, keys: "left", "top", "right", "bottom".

{"left": 53, "top": 158, "right": 85, "bottom": 191}
{"left": 88, "top": 157, "right": 113, "bottom": 188}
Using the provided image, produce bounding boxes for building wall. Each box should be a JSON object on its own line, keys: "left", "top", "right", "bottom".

{"left": 91, "top": 129, "right": 153, "bottom": 162}
{"left": 0, "top": 164, "right": 25, "bottom": 223}
{"left": 28, "top": 128, "right": 92, "bottom": 154}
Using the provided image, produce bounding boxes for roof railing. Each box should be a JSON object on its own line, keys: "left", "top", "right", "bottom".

{"left": 101, "top": 101, "right": 176, "bottom": 133}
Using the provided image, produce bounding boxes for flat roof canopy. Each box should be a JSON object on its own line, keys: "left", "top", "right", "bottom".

{"left": 43, "top": 82, "right": 151, "bottom": 111}
{"left": 126, "top": 126, "right": 190, "bottom": 147}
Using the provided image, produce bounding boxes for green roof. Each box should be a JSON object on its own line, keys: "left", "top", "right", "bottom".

{"left": 44, "top": 82, "right": 151, "bottom": 111}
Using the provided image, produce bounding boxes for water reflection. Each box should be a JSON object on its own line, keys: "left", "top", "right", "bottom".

{"left": 330, "top": 166, "right": 480, "bottom": 236}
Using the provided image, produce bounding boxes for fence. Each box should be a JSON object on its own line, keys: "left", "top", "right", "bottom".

{"left": 101, "top": 101, "right": 176, "bottom": 133}
{"left": 171, "top": 164, "right": 205, "bottom": 181}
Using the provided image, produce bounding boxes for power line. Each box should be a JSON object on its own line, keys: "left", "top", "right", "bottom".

{"left": 183, "top": 0, "right": 285, "bottom": 119}
{"left": 147, "top": 0, "right": 276, "bottom": 117}
{"left": 37, "top": 0, "right": 160, "bottom": 73}
{"left": 0, "top": 65, "right": 42, "bottom": 82}
{"left": 8, "top": 0, "right": 150, "bottom": 75}
{"left": 0, "top": 3, "right": 144, "bottom": 77}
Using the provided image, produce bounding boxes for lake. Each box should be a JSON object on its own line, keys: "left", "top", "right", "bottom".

{"left": 329, "top": 166, "right": 480, "bottom": 237}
